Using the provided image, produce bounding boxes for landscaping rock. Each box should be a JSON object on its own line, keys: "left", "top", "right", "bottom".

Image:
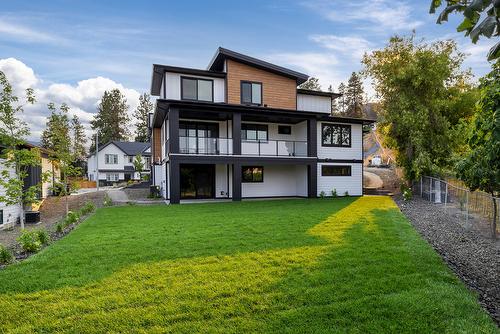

{"left": 395, "top": 195, "right": 500, "bottom": 325}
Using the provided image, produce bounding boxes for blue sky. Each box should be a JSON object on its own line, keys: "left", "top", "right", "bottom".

{"left": 0, "top": 0, "right": 496, "bottom": 140}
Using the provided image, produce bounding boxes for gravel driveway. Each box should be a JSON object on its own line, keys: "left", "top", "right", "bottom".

{"left": 395, "top": 196, "right": 500, "bottom": 325}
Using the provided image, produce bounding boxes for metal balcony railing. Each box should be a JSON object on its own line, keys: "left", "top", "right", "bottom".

{"left": 241, "top": 140, "right": 307, "bottom": 157}
{"left": 179, "top": 137, "right": 233, "bottom": 155}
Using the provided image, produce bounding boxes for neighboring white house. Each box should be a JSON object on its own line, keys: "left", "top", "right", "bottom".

{"left": 148, "top": 47, "right": 375, "bottom": 203}
{"left": 87, "top": 141, "right": 151, "bottom": 186}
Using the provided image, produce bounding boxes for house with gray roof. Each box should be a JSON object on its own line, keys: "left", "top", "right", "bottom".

{"left": 87, "top": 141, "right": 151, "bottom": 186}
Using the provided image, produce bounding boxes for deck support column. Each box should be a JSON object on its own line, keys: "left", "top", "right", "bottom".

{"left": 168, "top": 108, "right": 179, "bottom": 154}
{"left": 307, "top": 118, "right": 317, "bottom": 157}
{"left": 232, "top": 162, "right": 242, "bottom": 201}
{"left": 169, "top": 159, "right": 180, "bottom": 204}
{"left": 308, "top": 162, "right": 317, "bottom": 198}
{"left": 232, "top": 112, "right": 241, "bottom": 155}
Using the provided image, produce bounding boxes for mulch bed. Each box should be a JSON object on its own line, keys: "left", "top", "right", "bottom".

{"left": 395, "top": 195, "right": 500, "bottom": 326}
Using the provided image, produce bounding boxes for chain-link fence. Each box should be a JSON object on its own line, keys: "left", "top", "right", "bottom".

{"left": 413, "top": 176, "right": 499, "bottom": 238}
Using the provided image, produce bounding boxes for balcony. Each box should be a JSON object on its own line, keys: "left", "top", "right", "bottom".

{"left": 177, "top": 136, "right": 308, "bottom": 157}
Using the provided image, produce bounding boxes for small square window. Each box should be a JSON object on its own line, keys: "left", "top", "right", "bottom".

{"left": 241, "top": 81, "right": 262, "bottom": 105}
{"left": 278, "top": 125, "right": 291, "bottom": 135}
{"left": 242, "top": 166, "right": 263, "bottom": 182}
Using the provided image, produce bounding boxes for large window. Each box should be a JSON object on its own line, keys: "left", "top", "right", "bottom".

{"left": 242, "top": 166, "right": 263, "bottom": 183}
{"left": 241, "top": 124, "right": 268, "bottom": 141}
{"left": 321, "top": 124, "right": 351, "bottom": 147}
{"left": 105, "top": 154, "right": 118, "bottom": 164}
{"left": 181, "top": 77, "right": 213, "bottom": 102}
{"left": 106, "top": 173, "right": 120, "bottom": 182}
{"left": 321, "top": 165, "right": 352, "bottom": 176}
{"left": 241, "top": 81, "right": 262, "bottom": 105}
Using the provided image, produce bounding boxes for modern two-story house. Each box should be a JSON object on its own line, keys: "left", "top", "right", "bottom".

{"left": 87, "top": 141, "right": 151, "bottom": 186}
{"left": 149, "top": 47, "right": 374, "bottom": 203}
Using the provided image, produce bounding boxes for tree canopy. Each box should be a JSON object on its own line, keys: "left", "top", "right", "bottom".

{"left": 344, "top": 72, "right": 365, "bottom": 118}
{"left": 298, "top": 77, "right": 322, "bottom": 91}
{"left": 362, "top": 35, "right": 477, "bottom": 181}
{"left": 430, "top": 0, "right": 500, "bottom": 60}
{"left": 41, "top": 103, "right": 71, "bottom": 153}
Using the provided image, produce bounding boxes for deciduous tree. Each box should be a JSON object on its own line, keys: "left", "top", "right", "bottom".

{"left": 456, "top": 63, "right": 499, "bottom": 238}
{"left": 362, "top": 35, "right": 477, "bottom": 182}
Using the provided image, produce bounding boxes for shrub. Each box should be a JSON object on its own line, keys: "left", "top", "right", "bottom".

{"left": 344, "top": 191, "right": 349, "bottom": 197}
{"left": 401, "top": 184, "right": 413, "bottom": 201}
{"left": 36, "top": 229, "right": 50, "bottom": 245}
{"left": 0, "top": 244, "right": 14, "bottom": 265}
{"left": 331, "top": 189, "right": 337, "bottom": 197}
{"left": 319, "top": 191, "right": 326, "bottom": 198}
{"left": 55, "top": 222, "right": 64, "bottom": 233}
{"left": 80, "top": 201, "right": 96, "bottom": 216}
{"left": 17, "top": 230, "right": 42, "bottom": 253}
{"left": 103, "top": 194, "right": 113, "bottom": 206}
{"left": 66, "top": 211, "right": 79, "bottom": 225}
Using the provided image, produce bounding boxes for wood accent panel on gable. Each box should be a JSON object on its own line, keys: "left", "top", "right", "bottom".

{"left": 153, "top": 127, "right": 161, "bottom": 162}
{"left": 226, "top": 59, "right": 297, "bottom": 110}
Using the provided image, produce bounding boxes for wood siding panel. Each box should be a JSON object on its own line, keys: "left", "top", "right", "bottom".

{"left": 153, "top": 127, "right": 161, "bottom": 162}
{"left": 226, "top": 59, "right": 297, "bottom": 110}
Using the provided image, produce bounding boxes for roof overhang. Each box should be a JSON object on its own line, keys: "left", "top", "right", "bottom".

{"left": 297, "top": 89, "right": 342, "bottom": 98}
{"left": 207, "top": 47, "right": 309, "bottom": 85}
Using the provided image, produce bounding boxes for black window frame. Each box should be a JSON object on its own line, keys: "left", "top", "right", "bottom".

{"left": 321, "top": 165, "right": 352, "bottom": 176}
{"left": 278, "top": 125, "right": 292, "bottom": 135}
{"left": 180, "top": 76, "right": 214, "bottom": 102}
{"left": 0, "top": 209, "right": 3, "bottom": 225}
{"left": 241, "top": 123, "right": 268, "bottom": 141}
{"left": 240, "top": 81, "right": 263, "bottom": 106}
{"left": 242, "top": 166, "right": 264, "bottom": 183}
{"left": 321, "top": 123, "right": 351, "bottom": 147}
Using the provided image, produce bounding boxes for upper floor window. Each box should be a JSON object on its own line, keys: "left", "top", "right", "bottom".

{"left": 241, "top": 81, "right": 262, "bottom": 105}
{"left": 321, "top": 124, "right": 351, "bottom": 147}
{"left": 105, "top": 154, "right": 118, "bottom": 164}
{"left": 181, "top": 77, "right": 213, "bottom": 102}
{"left": 241, "top": 124, "right": 268, "bottom": 141}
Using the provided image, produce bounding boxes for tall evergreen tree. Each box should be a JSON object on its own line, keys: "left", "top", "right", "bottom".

{"left": 298, "top": 77, "right": 322, "bottom": 91}
{"left": 134, "top": 93, "right": 153, "bottom": 142}
{"left": 337, "top": 83, "right": 347, "bottom": 115}
{"left": 41, "top": 103, "right": 71, "bottom": 153}
{"left": 328, "top": 85, "right": 339, "bottom": 115}
{"left": 90, "top": 89, "right": 130, "bottom": 151}
{"left": 71, "top": 115, "right": 87, "bottom": 161}
{"left": 345, "top": 72, "right": 364, "bottom": 118}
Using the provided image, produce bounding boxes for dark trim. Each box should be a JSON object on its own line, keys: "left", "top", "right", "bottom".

{"left": 208, "top": 47, "right": 309, "bottom": 85}
{"left": 180, "top": 76, "right": 214, "bottom": 103}
{"left": 163, "top": 73, "right": 166, "bottom": 98}
{"left": 169, "top": 160, "right": 180, "bottom": 204}
{"left": 152, "top": 100, "right": 376, "bottom": 128}
{"left": 241, "top": 166, "right": 264, "bottom": 183}
{"left": 321, "top": 123, "right": 352, "bottom": 148}
{"left": 0, "top": 209, "right": 3, "bottom": 225}
{"left": 240, "top": 80, "right": 263, "bottom": 106}
{"left": 307, "top": 163, "right": 317, "bottom": 198}
{"left": 170, "top": 154, "right": 317, "bottom": 165}
{"left": 168, "top": 108, "right": 180, "bottom": 154}
{"left": 297, "top": 89, "right": 341, "bottom": 98}
{"left": 317, "top": 159, "right": 363, "bottom": 163}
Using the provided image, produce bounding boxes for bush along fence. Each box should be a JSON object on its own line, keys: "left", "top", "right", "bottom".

{"left": 413, "top": 176, "right": 499, "bottom": 238}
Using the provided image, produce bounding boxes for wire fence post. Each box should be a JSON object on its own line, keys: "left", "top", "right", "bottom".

{"left": 444, "top": 182, "right": 448, "bottom": 209}
{"left": 420, "top": 177, "right": 423, "bottom": 198}
{"left": 466, "top": 191, "right": 469, "bottom": 225}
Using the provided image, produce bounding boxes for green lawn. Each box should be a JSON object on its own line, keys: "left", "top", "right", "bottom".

{"left": 0, "top": 197, "right": 497, "bottom": 333}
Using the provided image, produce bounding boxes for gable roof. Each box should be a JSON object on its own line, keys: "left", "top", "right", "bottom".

{"left": 207, "top": 47, "right": 309, "bottom": 85}
{"left": 96, "top": 141, "right": 151, "bottom": 156}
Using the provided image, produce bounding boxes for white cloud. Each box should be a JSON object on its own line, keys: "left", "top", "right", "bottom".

{"left": 0, "top": 58, "right": 141, "bottom": 144}
{"left": 304, "top": 0, "right": 423, "bottom": 31}
{"left": 310, "top": 35, "right": 373, "bottom": 59}
{"left": 0, "top": 19, "right": 64, "bottom": 44}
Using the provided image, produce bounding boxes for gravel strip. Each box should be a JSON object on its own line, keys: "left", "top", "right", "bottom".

{"left": 395, "top": 195, "right": 500, "bottom": 325}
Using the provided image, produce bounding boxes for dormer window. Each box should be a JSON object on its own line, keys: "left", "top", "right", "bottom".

{"left": 241, "top": 81, "right": 262, "bottom": 105}
{"left": 181, "top": 77, "right": 213, "bottom": 102}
